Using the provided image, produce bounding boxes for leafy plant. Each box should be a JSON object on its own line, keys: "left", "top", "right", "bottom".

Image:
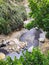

{"left": 0, "top": 0, "right": 27, "bottom": 35}
{"left": 26, "top": 0, "right": 49, "bottom": 31}
{"left": 0, "top": 18, "right": 11, "bottom": 35}
{"left": 24, "top": 21, "right": 35, "bottom": 30}
{"left": 20, "top": 48, "right": 48, "bottom": 65}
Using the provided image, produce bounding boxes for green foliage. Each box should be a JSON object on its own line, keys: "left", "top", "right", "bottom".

{"left": 24, "top": 21, "right": 35, "bottom": 30}
{"left": 27, "top": 0, "right": 49, "bottom": 31}
{"left": 0, "top": 18, "right": 11, "bottom": 35}
{"left": 17, "top": 5, "right": 27, "bottom": 21}
{"left": 20, "top": 48, "right": 48, "bottom": 65}
{"left": 0, "top": 56, "right": 22, "bottom": 65}
{"left": 0, "top": 0, "right": 27, "bottom": 35}
{"left": 0, "top": 48, "right": 49, "bottom": 65}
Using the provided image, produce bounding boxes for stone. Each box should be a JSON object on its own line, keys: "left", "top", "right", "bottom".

{"left": 39, "top": 32, "right": 46, "bottom": 42}
{"left": 0, "top": 53, "right": 5, "bottom": 60}
{"left": 39, "top": 38, "right": 45, "bottom": 43}
{"left": 9, "top": 38, "right": 20, "bottom": 45}
{"left": 35, "top": 27, "right": 39, "bottom": 30}
{"left": 3, "top": 39, "right": 28, "bottom": 53}
{"left": 20, "top": 28, "right": 42, "bottom": 47}
{"left": 19, "top": 41, "right": 27, "bottom": 49}
{"left": 24, "top": 42, "right": 28, "bottom": 46}
{"left": 0, "top": 49, "right": 9, "bottom": 55}
{"left": 40, "top": 32, "right": 46, "bottom": 37}
{"left": 28, "top": 46, "right": 34, "bottom": 52}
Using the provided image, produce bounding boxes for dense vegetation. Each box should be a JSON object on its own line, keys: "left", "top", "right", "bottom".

{"left": 26, "top": 0, "right": 49, "bottom": 31}
{"left": 25, "top": 0, "right": 49, "bottom": 38}
{"left": 0, "top": 0, "right": 27, "bottom": 35}
{"left": 0, "top": 48, "right": 49, "bottom": 65}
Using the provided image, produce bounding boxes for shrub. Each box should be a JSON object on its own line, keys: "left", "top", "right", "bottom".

{"left": 24, "top": 21, "right": 35, "bottom": 30}
{"left": 17, "top": 5, "right": 27, "bottom": 21}
{"left": 20, "top": 48, "right": 48, "bottom": 65}
{"left": 26, "top": 0, "right": 49, "bottom": 31}
{"left": 0, "top": 0, "right": 27, "bottom": 35}
{"left": 0, "top": 18, "right": 11, "bottom": 35}
{"left": 4, "top": 0, "right": 27, "bottom": 21}
{"left": 0, "top": 56, "right": 22, "bottom": 65}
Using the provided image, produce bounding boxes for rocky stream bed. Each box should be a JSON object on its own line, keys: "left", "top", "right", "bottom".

{"left": 0, "top": 28, "right": 48, "bottom": 59}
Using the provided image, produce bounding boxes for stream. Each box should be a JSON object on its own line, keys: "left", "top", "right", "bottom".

{"left": 6, "top": 28, "right": 43, "bottom": 59}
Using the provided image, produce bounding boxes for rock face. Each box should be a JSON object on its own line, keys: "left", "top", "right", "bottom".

{"left": 39, "top": 32, "right": 46, "bottom": 42}
{"left": 39, "top": 32, "right": 46, "bottom": 47}
{"left": 0, "top": 49, "right": 9, "bottom": 55}
{"left": 39, "top": 38, "right": 45, "bottom": 42}
{"left": 20, "top": 28, "right": 42, "bottom": 47}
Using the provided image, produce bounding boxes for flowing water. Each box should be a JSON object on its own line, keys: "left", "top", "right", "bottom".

{"left": 7, "top": 28, "right": 43, "bottom": 59}
{"left": 20, "top": 28, "right": 42, "bottom": 47}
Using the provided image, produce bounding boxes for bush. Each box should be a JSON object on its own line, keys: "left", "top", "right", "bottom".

{"left": 24, "top": 21, "right": 35, "bottom": 30}
{"left": 0, "top": 56, "right": 22, "bottom": 65}
{"left": 17, "top": 5, "right": 27, "bottom": 21}
{"left": 4, "top": 0, "right": 27, "bottom": 21}
{"left": 27, "top": 0, "right": 49, "bottom": 31}
{"left": 0, "top": 0, "right": 27, "bottom": 35}
{"left": 0, "top": 48, "right": 49, "bottom": 65}
{"left": 0, "top": 18, "right": 11, "bottom": 35}
{"left": 20, "top": 48, "right": 48, "bottom": 65}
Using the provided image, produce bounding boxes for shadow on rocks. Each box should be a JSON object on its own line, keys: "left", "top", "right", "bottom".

{"left": 0, "top": 49, "right": 9, "bottom": 55}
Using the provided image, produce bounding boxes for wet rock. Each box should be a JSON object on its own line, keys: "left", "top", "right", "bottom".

{"left": 7, "top": 51, "right": 23, "bottom": 59}
{"left": 39, "top": 32, "right": 46, "bottom": 43}
{"left": 0, "top": 44, "right": 6, "bottom": 48}
{"left": 16, "top": 29, "right": 28, "bottom": 39}
{"left": 39, "top": 38, "right": 45, "bottom": 43}
{"left": 0, "top": 40, "right": 6, "bottom": 48}
{"left": 40, "top": 32, "right": 46, "bottom": 38}
{"left": 8, "top": 38, "right": 20, "bottom": 45}
{"left": 0, "top": 49, "right": 9, "bottom": 55}
{"left": 0, "top": 40, "right": 10, "bottom": 48}
{"left": 2, "top": 38, "right": 27, "bottom": 53}
{"left": 28, "top": 46, "right": 34, "bottom": 52}
{"left": 20, "top": 28, "right": 43, "bottom": 47}
{"left": 20, "top": 41, "right": 28, "bottom": 48}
